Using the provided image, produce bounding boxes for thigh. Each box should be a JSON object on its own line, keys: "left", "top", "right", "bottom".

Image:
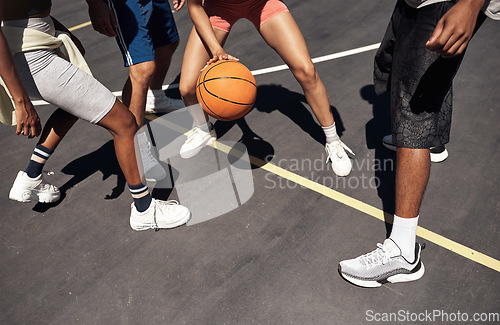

{"left": 246, "top": 0, "right": 289, "bottom": 29}
{"left": 204, "top": 0, "right": 240, "bottom": 32}
{"left": 30, "top": 53, "right": 116, "bottom": 124}
{"left": 258, "top": 11, "right": 312, "bottom": 73}
{"left": 179, "top": 27, "right": 229, "bottom": 94}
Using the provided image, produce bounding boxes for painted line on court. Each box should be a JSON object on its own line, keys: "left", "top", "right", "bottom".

{"left": 30, "top": 43, "right": 380, "bottom": 106}
{"left": 68, "top": 21, "right": 92, "bottom": 32}
{"left": 152, "top": 117, "right": 500, "bottom": 273}
{"left": 40, "top": 22, "right": 500, "bottom": 271}
{"left": 251, "top": 43, "right": 381, "bottom": 76}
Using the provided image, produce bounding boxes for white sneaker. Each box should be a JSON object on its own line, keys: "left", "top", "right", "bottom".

{"left": 138, "top": 134, "right": 167, "bottom": 182}
{"left": 9, "top": 171, "right": 60, "bottom": 203}
{"left": 382, "top": 134, "right": 448, "bottom": 163}
{"left": 130, "top": 198, "right": 190, "bottom": 231}
{"left": 145, "top": 92, "right": 184, "bottom": 114}
{"left": 338, "top": 238, "right": 425, "bottom": 288}
{"left": 325, "top": 141, "right": 354, "bottom": 177}
{"left": 180, "top": 126, "right": 216, "bottom": 159}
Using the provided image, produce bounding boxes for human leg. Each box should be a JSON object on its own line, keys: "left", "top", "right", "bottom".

{"left": 121, "top": 61, "right": 156, "bottom": 128}
{"left": 150, "top": 41, "right": 179, "bottom": 91}
{"left": 258, "top": 12, "right": 332, "bottom": 126}
{"left": 8, "top": 35, "right": 189, "bottom": 228}
{"left": 178, "top": 26, "right": 229, "bottom": 158}
{"left": 338, "top": 0, "right": 485, "bottom": 287}
{"left": 382, "top": 134, "right": 449, "bottom": 163}
{"left": 97, "top": 100, "right": 190, "bottom": 229}
{"left": 258, "top": 12, "right": 353, "bottom": 176}
{"left": 145, "top": 0, "right": 184, "bottom": 113}
{"left": 145, "top": 42, "right": 185, "bottom": 114}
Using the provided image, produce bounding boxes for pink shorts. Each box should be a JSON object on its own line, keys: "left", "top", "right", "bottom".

{"left": 204, "top": 0, "right": 289, "bottom": 32}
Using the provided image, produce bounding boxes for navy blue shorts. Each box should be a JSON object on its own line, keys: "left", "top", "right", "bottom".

{"left": 108, "top": 0, "right": 180, "bottom": 67}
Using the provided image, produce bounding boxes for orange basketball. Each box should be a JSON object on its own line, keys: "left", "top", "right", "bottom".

{"left": 196, "top": 60, "right": 257, "bottom": 121}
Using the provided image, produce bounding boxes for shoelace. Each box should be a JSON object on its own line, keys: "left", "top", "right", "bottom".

{"left": 151, "top": 200, "right": 180, "bottom": 231}
{"left": 359, "top": 243, "right": 391, "bottom": 268}
{"left": 325, "top": 141, "right": 355, "bottom": 163}
{"left": 38, "top": 182, "right": 58, "bottom": 192}
{"left": 140, "top": 141, "right": 158, "bottom": 164}
{"left": 185, "top": 127, "right": 211, "bottom": 144}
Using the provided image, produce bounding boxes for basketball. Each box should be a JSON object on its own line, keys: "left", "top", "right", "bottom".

{"left": 196, "top": 60, "right": 257, "bottom": 121}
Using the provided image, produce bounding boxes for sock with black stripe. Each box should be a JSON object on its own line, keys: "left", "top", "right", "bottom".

{"left": 128, "top": 183, "right": 153, "bottom": 212}
{"left": 322, "top": 123, "right": 340, "bottom": 144}
{"left": 25, "top": 144, "right": 53, "bottom": 178}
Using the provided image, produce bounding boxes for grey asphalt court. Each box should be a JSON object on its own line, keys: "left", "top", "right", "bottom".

{"left": 0, "top": 0, "right": 499, "bottom": 324}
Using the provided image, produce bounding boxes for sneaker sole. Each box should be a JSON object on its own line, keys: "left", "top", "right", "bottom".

{"left": 430, "top": 149, "right": 448, "bottom": 163}
{"left": 383, "top": 139, "right": 448, "bottom": 163}
{"left": 156, "top": 210, "right": 191, "bottom": 229}
{"left": 9, "top": 188, "right": 60, "bottom": 203}
{"left": 338, "top": 262, "right": 425, "bottom": 288}
{"left": 382, "top": 140, "right": 397, "bottom": 152}
{"left": 180, "top": 136, "right": 216, "bottom": 159}
{"left": 144, "top": 169, "right": 168, "bottom": 183}
{"left": 332, "top": 161, "right": 352, "bottom": 177}
{"left": 130, "top": 209, "right": 191, "bottom": 231}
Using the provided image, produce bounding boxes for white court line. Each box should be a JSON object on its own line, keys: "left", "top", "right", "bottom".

{"left": 252, "top": 43, "right": 381, "bottom": 76}
{"left": 31, "top": 43, "right": 380, "bottom": 106}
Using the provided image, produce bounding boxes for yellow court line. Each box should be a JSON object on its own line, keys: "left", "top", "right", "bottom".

{"left": 68, "top": 21, "right": 92, "bottom": 32}
{"left": 149, "top": 117, "right": 500, "bottom": 273}
{"left": 69, "top": 16, "right": 499, "bottom": 271}
{"left": 214, "top": 142, "right": 500, "bottom": 272}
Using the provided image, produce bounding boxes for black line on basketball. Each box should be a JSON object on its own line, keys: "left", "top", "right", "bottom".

{"left": 200, "top": 81, "right": 255, "bottom": 106}
{"left": 202, "top": 76, "right": 257, "bottom": 87}
{"left": 197, "top": 83, "right": 227, "bottom": 120}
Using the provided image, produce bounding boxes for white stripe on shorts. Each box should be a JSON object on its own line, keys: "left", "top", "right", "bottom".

{"left": 107, "top": 0, "right": 134, "bottom": 66}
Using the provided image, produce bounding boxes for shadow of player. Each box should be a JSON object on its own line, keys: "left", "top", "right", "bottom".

{"left": 362, "top": 84, "right": 396, "bottom": 237}
{"left": 33, "top": 140, "right": 126, "bottom": 213}
{"left": 253, "top": 84, "right": 345, "bottom": 143}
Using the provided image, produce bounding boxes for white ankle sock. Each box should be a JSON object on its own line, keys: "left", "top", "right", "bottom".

{"left": 196, "top": 121, "right": 212, "bottom": 132}
{"left": 322, "top": 123, "right": 340, "bottom": 144}
{"left": 389, "top": 215, "right": 419, "bottom": 261}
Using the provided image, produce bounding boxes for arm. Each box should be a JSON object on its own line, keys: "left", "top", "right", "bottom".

{"left": 187, "top": 0, "right": 238, "bottom": 64}
{"left": 0, "top": 2, "right": 41, "bottom": 137}
{"left": 85, "top": 0, "right": 118, "bottom": 37}
{"left": 426, "top": 0, "right": 486, "bottom": 57}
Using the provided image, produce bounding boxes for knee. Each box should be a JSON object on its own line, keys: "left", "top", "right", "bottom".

{"left": 123, "top": 110, "right": 138, "bottom": 132}
{"left": 129, "top": 61, "right": 156, "bottom": 86}
{"left": 116, "top": 107, "right": 138, "bottom": 137}
{"left": 293, "top": 62, "right": 318, "bottom": 86}
{"left": 179, "top": 80, "right": 197, "bottom": 101}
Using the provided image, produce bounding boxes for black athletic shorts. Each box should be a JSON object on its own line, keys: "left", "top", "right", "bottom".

{"left": 374, "top": 0, "right": 486, "bottom": 149}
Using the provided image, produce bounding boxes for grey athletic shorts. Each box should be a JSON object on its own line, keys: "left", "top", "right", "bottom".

{"left": 373, "top": 0, "right": 486, "bottom": 149}
{"left": 4, "top": 17, "right": 116, "bottom": 124}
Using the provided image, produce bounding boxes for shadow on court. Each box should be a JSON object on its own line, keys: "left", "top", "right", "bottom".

{"left": 33, "top": 140, "right": 126, "bottom": 213}
{"left": 212, "top": 83, "right": 348, "bottom": 168}
{"left": 253, "top": 84, "right": 345, "bottom": 143}
{"left": 214, "top": 117, "right": 275, "bottom": 168}
{"left": 362, "top": 85, "right": 396, "bottom": 237}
